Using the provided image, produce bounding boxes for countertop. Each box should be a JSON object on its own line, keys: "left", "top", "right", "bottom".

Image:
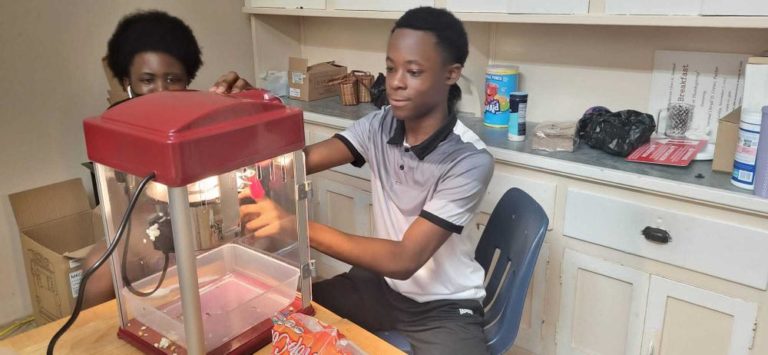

{"left": 286, "top": 97, "right": 768, "bottom": 216}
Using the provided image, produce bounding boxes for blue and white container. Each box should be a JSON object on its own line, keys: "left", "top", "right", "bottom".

{"left": 483, "top": 65, "right": 519, "bottom": 127}
{"left": 732, "top": 111, "right": 762, "bottom": 189}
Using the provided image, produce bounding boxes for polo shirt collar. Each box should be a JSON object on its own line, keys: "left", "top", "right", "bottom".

{"left": 387, "top": 114, "right": 458, "bottom": 160}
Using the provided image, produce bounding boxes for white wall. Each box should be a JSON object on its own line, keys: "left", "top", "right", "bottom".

{"left": 0, "top": 0, "right": 254, "bottom": 324}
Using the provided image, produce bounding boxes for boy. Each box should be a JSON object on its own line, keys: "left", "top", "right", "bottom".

{"left": 242, "top": 7, "right": 494, "bottom": 354}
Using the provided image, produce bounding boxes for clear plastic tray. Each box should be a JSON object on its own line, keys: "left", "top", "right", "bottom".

{"left": 122, "top": 243, "right": 300, "bottom": 351}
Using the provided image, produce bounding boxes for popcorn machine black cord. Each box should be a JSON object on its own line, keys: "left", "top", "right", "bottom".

{"left": 47, "top": 172, "right": 156, "bottom": 355}
{"left": 121, "top": 221, "right": 171, "bottom": 297}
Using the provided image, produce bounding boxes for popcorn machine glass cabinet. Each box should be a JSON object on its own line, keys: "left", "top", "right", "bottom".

{"left": 94, "top": 150, "right": 311, "bottom": 354}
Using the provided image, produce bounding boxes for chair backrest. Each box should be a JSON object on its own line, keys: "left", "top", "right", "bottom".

{"left": 475, "top": 188, "right": 549, "bottom": 355}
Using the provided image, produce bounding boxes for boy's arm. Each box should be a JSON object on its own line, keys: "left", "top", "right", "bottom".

{"left": 304, "top": 137, "right": 355, "bottom": 175}
{"left": 308, "top": 217, "right": 451, "bottom": 280}
{"left": 240, "top": 199, "right": 450, "bottom": 280}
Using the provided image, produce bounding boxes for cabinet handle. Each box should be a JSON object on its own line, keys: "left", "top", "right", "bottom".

{"left": 642, "top": 226, "right": 671, "bottom": 244}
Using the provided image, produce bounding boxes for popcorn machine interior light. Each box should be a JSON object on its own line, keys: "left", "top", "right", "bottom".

{"left": 82, "top": 91, "right": 312, "bottom": 355}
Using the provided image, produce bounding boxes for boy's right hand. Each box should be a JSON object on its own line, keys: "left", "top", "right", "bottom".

{"left": 239, "top": 191, "right": 297, "bottom": 239}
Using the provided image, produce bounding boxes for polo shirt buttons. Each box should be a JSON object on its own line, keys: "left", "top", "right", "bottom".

{"left": 404, "top": 148, "right": 410, "bottom": 152}
{"left": 399, "top": 164, "right": 405, "bottom": 170}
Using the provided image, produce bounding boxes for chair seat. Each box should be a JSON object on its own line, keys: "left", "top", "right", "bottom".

{"left": 375, "top": 330, "right": 413, "bottom": 354}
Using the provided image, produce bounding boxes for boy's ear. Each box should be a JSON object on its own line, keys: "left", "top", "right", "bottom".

{"left": 446, "top": 64, "right": 462, "bottom": 86}
{"left": 122, "top": 78, "right": 130, "bottom": 90}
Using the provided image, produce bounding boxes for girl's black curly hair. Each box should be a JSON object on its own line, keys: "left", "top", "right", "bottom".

{"left": 107, "top": 10, "right": 202, "bottom": 86}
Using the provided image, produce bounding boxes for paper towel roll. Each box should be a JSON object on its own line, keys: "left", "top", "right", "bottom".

{"left": 754, "top": 107, "right": 768, "bottom": 198}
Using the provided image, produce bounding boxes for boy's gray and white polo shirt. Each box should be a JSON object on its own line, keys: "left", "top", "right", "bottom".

{"left": 334, "top": 106, "right": 494, "bottom": 303}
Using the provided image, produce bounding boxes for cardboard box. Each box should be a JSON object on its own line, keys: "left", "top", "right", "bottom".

{"left": 332, "top": 0, "right": 433, "bottom": 11}
{"left": 605, "top": 0, "right": 701, "bottom": 15}
{"left": 246, "top": 0, "right": 326, "bottom": 9}
{"left": 701, "top": 0, "right": 768, "bottom": 16}
{"left": 9, "top": 179, "right": 103, "bottom": 325}
{"left": 712, "top": 108, "right": 741, "bottom": 173}
{"left": 288, "top": 57, "right": 347, "bottom": 101}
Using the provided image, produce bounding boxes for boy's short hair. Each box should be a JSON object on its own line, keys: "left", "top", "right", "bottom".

{"left": 107, "top": 10, "right": 202, "bottom": 85}
{"left": 392, "top": 7, "right": 469, "bottom": 67}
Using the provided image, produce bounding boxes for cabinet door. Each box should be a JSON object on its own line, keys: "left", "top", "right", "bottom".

{"left": 313, "top": 177, "right": 372, "bottom": 235}
{"left": 641, "top": 276, "right": 758, "bottom": 355}
{"left": 557, "top": 249, "right": 650, "bottom": 355}
{"left": 309, "top": 173, "right": 372, "bottom": 279}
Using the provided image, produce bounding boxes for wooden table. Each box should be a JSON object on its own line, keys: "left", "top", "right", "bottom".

{"left": 0, "top": 301, "right": 402, "bottom": 354}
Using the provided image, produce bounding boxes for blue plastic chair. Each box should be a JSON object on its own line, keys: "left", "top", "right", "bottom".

{"left": 377, "top": 188, "right": 550, "bottom": 355}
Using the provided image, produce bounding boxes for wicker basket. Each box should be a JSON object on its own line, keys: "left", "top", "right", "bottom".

{"left": 353, "top": 70, "right": 374, "bottom": 103}
{"left": 329, "top": 73, "right": 358, "bottom": 106}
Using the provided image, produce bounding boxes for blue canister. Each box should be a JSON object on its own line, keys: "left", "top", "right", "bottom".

{"left": 484, "top": 65, "right": 519, "bottom": 127}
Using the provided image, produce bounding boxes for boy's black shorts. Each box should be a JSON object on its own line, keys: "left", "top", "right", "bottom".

{"left": 313, "top": 267, "right": 489, "bottom": 355}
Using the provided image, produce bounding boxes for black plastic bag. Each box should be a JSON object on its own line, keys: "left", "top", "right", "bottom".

{"left": 370, "top": 72, "right": 388, "bottom": 108}
{"left": 577, "top": 107, "right": 656, "bottom": 157}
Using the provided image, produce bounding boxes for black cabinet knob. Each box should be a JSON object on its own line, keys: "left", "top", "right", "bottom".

{"left": 642, "top": 226, "right": 671, "bottom": 244}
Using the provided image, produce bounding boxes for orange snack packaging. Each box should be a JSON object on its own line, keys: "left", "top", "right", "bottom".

{"left": 271, "top": 312, "right": 365, "bottom": 355}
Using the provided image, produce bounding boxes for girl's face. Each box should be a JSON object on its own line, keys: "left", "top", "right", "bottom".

{"left": 124, "top": 51, "right": 189, "bottom": 96}
{"left": 386, "top": 29, "right": 461, "bottom": 121}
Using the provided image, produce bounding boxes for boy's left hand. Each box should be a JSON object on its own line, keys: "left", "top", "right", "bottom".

{"left": 210, "top": 71, "right": 254, "bottom": 94}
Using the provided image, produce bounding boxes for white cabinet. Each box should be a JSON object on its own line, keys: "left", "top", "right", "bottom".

{"left": 557, "top": 250, "right": 759, "bottom": 355}
{"left": 642, "top": 276, "right": 758, "bottom": 355}
{"left": 563, "top": 188, "right": 768, "bottom": 290}
{"left": 604, "top": 0, "right": 701, "bottom": 15}
{"left": 331, "top": 0, "right": 433, "bottom": 11}
{"left": 309, "top": 170, "right": 372, "bottom": 279}
{"left": 246, "top": 0, "right": 325, "bottom": 9}
{"left": 312, "top": 174, "right": 373, "bottom": 236}
{"left": 557, "top": 249, "right": 650, "bottom": 355}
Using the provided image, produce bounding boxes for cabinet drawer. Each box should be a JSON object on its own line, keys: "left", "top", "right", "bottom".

{"left": 563, "top": 188, "right": 768, "bottom": 290}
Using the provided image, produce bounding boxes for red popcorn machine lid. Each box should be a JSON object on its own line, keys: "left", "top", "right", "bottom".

{"left": 84, "top": 90, "right": 304, "bottom": 187}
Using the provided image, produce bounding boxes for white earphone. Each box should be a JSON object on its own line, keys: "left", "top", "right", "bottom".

{"left": 127, "top": 85, "right": 134, "bottom": 99}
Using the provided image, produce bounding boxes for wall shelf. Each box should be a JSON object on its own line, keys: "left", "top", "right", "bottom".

{"left": 243, "top": 7, "right": 768, "bottom": 29}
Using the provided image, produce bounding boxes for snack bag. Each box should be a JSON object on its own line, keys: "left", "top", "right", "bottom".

{"left": 271, "top": 312, "right": 365, "bottom": 355}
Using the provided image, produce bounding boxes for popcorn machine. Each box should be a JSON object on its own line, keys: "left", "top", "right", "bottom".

{"left": 83, "top": 91, "right": 313, "bottom": 354}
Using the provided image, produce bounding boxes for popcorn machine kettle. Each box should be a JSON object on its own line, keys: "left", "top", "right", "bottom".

{"left": 82, "top": 91, "right": 313, "bottom": 354}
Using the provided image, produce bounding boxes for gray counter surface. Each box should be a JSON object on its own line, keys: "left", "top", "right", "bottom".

{"left": 286, "top": 97, "right": 765, "bottom": 212}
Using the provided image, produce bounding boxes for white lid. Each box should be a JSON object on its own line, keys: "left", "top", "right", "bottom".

{"left": 740, "top": 110, "right": 763, "bottom": 125}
